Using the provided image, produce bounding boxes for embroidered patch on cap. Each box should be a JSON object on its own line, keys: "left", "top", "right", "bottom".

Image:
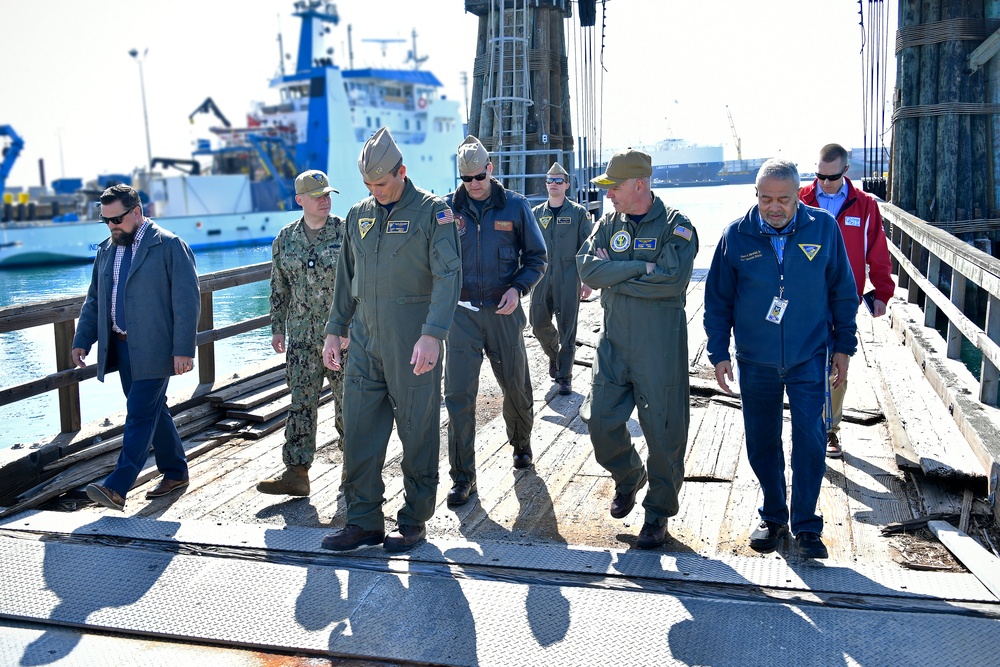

{"left": 799, "top": 243, "right": 821, "bottom": 261}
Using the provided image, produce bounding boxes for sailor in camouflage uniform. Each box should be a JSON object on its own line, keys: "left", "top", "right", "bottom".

{"left": 257, "top": 170, "right": 346, "bottom": 497}
{"left": 320, "top": 128, "right": 462, "bottom": 553}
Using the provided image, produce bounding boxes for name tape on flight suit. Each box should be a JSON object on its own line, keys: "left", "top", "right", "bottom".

{"left": 387, "top": 221, "right": 410, "bottom": 234}
{"left": 557, "top": 216, "right": 572, "bottom": 225}
{"left": 495, "top": 220, "right": 513, "bottom": 231}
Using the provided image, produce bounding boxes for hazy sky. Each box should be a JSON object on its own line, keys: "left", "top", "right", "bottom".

{"left": 0, "top": 0, "right": 895, "bottom": 188}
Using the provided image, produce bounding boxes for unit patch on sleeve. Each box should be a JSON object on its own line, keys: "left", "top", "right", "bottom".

{"left": 557, "top": 216, "right": 572, "bottom": 225}
{"left": 359, "top": 217, "right": 376, "bottom": 239}
{"left": 437, "top": 208, "right": 455, "bottom": 224}
{"left": 799, "top": 243, "right": 821, "bottom": 261}
{"left": 387, "top": 221, "right": 410, "bottom": 234}
{"left": 538, "top": 215, "right": 552, "bottom": 229}
{"left": 672, "top": 225, "right": 693, "bottom": 241}
{"left": 495, "top": 220, "right": 514, "bottom": 231}
{"left": 610, "top": 230, "right": 631, "bottom": 252}
{"left": 634, "top": 238, "right": 656, "bottom": 250}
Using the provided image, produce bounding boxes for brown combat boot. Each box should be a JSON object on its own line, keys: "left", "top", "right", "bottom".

{"left": 257, "top": 464, "right": 310, "bottom": 496}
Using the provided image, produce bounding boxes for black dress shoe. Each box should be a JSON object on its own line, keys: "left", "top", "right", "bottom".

{"left": 548, "top": 359, "right": 557, "bottom": 379}
{"left": 321, "top": 524, "right": 385, "bottom": 551}
{"left": 795, "top": 531, "right": 829, "bottom": 559}
{"left": 512, "top": 445, "right": 533, "bottom": 469}
{"left": 447, "top": 481, "right": 477, "bottom": 507}
{"left": 609, "top": 470, "right": 647, "bottom": 518}
{"left": 557, "top": 379, "right": 572, "bottom": 396}
{"left": 749, "top": 520, "right": 789, "bottom": 553}
{"left": 636, "top": 521, "right": 668, "bottom": 549}
{"left": 384, "top": 524, "right": 426, "bottom": 553}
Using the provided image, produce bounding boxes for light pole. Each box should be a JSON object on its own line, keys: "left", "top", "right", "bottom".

{"left": 129, "top": 48, "right": 152, "bottom": 171}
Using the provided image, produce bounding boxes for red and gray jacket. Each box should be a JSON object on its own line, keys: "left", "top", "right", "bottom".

{"left": 800, "top": 177, "right": 895, "bottom": 305}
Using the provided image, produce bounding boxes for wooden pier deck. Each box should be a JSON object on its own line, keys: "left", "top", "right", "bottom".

{"left": 13, "top": 277, "right": 984, "bottom": 569}
{"left": 3, "top": 242, "right": 1000, "bottom": 665}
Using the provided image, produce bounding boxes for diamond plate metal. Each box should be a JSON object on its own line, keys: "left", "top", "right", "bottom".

{"left": 2, "top": 510, "right": 995, "bottom": 602}
{"left": 2, "top": 532, "right": 1000, "bottom": 666}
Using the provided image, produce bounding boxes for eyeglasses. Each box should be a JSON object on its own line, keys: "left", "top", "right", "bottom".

{"left": 816, "top": 170, "right": 845, "bottom": 182}
{"left": 460, "top": 172, "right": 489, "bottom": 183}
{"left": 546, "top": 178, "right": 566, "bottom": 185}
{"left": 101, "top": 207, "right": 134, "bottom": 226}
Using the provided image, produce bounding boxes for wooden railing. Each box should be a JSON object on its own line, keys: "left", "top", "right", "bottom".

{"left": 0, "top": 262, "right": 272, "bottom": 434}
{"left": 880, "top": 203, "right": 1000, "bottom": 406}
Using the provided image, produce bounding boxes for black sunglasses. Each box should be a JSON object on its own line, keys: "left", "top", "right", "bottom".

{"left": 546, "top": 178, "right": 566, "bottom": 184}
{"left": 101, "top": 206, "right": 135, "bottom": 226}
{"left": 816, "top": 170, "right": 845, "bottom": 182}
{"left": 460, "top": 172, "right": 489, "bottom": 183}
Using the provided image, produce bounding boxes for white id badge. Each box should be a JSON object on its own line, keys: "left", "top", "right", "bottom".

{"left": 766, "top": 297, "right": 788, "bottom": 324}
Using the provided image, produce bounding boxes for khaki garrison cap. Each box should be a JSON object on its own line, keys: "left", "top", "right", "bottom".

{"left": 294, "top": 170, "right": 339, "bottom": 196}
{"left": 457, "top": 135, "right": 490, "bottom": 175}
{"left": 358, "top": 127, "right": 403, "bottom": 181}
{"left": 547, "top": 162, "right": 569, "bottom": 177}
{"left": 591, "top": 149, "right": 652, "bottom": 188}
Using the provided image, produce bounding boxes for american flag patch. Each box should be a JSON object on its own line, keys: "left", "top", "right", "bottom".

{"left": 437, "top": 208, "right": 454, "bottom": 224}
{"left": 673, "top": 225, "right": 693, "bottom": 241}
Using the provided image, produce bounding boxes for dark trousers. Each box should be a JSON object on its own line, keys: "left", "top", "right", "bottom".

{"left": 738, "top": 354, "right": 827, "bottom": 535}
{"left": 103, "top": 338, "right": 188, "bottom": 497}
{"left": 445, "top": 304, "right": 533, "bottom": 484}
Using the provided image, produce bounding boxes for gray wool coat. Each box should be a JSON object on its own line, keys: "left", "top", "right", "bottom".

{"left": 73, "top": 220, "right": 200, "bottom": 382}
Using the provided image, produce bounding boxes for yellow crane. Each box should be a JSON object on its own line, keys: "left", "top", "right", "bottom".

{"left": 726, "top": 105, "right": 742, "bottom": 162}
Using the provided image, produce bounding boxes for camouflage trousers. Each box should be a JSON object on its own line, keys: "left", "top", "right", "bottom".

{"left": 283, "top": 336, "right": 345, "bottom": 467}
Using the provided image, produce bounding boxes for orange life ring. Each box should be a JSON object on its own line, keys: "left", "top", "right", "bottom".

{"left": 417, "top": 97, "right": 428, "bottom": 110}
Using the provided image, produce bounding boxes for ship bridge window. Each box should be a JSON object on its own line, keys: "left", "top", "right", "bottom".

{"left": 404, "top": 119, "right": 410, "bottom": 130}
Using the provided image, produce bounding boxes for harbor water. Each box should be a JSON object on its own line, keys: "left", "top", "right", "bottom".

{"left": 0, "top": 183, "right": 759, "bottom": 448}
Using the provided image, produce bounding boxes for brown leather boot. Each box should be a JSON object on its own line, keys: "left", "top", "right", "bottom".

{"left": 256, "top": 464, "right": 310, "bottom": 496}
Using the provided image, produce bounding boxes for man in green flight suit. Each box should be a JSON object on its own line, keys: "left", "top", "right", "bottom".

{"left": 530, "top": 161, "right": 595, "bottom": 396}
{"left": 320, "top": 127, "right": 463, "bottom": 553}
{"left": 258, "top": 170, "right": 346, "bottom": 497}
{"left": 577, "top": 149, "right": 699, "bottom": 549}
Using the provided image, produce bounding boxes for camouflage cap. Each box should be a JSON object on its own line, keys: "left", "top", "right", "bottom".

{"left": 358, "top": 127, "right": 403, "bottom": 181}
{"left": 294, "top": 170, "right": 339, "bottom": 197}
{"left": 457, "top": 135, "right": 490, "bottom": 175}
{"left": 547, "top": 162, "right": 569, "bottom": 177}
{"left": 591, "top": 149, "right": 652, "bottom": 188}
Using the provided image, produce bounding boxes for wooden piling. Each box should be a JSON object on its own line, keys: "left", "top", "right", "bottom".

{"left": 894, "top": 0, "right": 921, "bottom": 212}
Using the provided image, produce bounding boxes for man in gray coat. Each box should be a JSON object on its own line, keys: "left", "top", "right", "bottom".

{"left": 73, "top": 184, "right": 201, "bottom": 511}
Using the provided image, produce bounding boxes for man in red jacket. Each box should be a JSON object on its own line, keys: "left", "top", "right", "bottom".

{"left": 800, "top": 143, "right": 894, "bottom": 458}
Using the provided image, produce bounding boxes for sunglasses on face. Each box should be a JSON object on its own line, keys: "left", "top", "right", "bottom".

{"left": 546, "top": 178, "right": 566, "bottom": 184}
{"left": 101, "top": 207, "right": 134, "bottom": 226}
{"left": 816, "top": 171, "right": 845, "bottom": 182}
{"left": 460, "top": 172, "right": 489, "bottom": 183}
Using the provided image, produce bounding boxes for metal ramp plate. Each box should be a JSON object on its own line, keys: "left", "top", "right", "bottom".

{"left": 1, "top": 513, "right": 1000, "bottom": 665}
{"left": 1, "top": 510, "right": 995, "bottom": 602}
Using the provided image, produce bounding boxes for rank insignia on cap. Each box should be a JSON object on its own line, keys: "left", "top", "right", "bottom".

{"left": 387, "top": 221, "right": 409, "bottom": 234}
{"left": 437, "top": 208, "right": 454, "bottom": 224}
{"left": 799, "top": 244, "right": 821, "bottom": 261}
{"left": 495, "top": 220, "right": 513, "bottom": 231}
{"left": 610, "top": 230, "right": 631, "bottom": 252}
{"left": 539, "top": 215, "right": 552, "bottom": 229}
{"left": 673, "top": 225, "right": 693, "bottom": 241}
{"left": 359, "top": 217, "right": 376, "bottom": 239}
{"left": 634, "top": 238, "right": 656, "bottom": 250}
